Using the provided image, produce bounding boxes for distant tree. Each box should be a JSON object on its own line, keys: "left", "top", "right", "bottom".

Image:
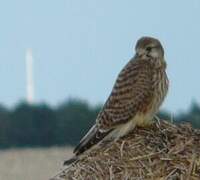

{"left": 0, "top": 105, "right": 10, "bottom": 148}
{"left": 0, "top": 98, "right": 199, "bottom": 149}
{"left": 9, "top": 102, "right": 57, "bottom": 147}
{"left": 176, "top": 101, "right": 200, "bottom": 128}
{"left": 187, "top": 102, "right": 200, "bottom": 128}
{"left": 55, "top": 98, "right": 100, "bottom": 145}
{"left": 157, "top": 110, "right": 171, "bottom": 121}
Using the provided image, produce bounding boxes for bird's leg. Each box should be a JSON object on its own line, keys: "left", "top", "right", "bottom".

{"left": 153, "top": 115, "right": 169, "bottom": 148}
{"left": 154, "top": 115, "right": 161, "bottom": 127}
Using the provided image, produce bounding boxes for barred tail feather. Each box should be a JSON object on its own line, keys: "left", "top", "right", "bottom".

{"left": 74, "top": 125, "right": 112, "bottom": 156}
{"left": 63, "top": 156, "right": 78, "bottom": 166}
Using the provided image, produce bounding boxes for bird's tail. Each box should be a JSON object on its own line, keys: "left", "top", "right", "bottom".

{"left": 63, "top": 156, "right": 78, "bottom": 166}
{"left": 74, "top": 125, "right": 112, "bottom": 156}
{"left": 63, "top": 125, "right": 112, "bottom": 166}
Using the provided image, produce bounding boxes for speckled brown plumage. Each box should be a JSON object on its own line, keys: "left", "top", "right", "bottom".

{"left": 65, "top": 37, "right": 169, "bottom": 162}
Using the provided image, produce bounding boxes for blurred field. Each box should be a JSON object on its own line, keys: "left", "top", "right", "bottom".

{"left": 0, "top": 146, "right": 73, "bottom": 180}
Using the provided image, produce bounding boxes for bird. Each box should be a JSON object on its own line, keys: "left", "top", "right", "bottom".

{"left": 64, "top": 36, "right": 169, "bottom": 165}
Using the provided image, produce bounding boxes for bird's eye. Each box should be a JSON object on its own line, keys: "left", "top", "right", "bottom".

{"left": 146, "top": 47, "right": 152, "bottom": 51}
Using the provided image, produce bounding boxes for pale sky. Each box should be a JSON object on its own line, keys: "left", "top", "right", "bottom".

{"left": 0, "top": 0, "right": 200, "bottom": 113}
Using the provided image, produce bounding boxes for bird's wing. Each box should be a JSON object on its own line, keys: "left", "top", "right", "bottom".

{"left": 74, "top": 58, "right": 154, "bottom": 155}
{"left": 97, "top": 59, "right": 154, "bottom": 130}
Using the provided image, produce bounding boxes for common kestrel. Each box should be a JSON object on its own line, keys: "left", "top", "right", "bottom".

{"left": 64, "top": 36, "right": 169, "bottom": 165}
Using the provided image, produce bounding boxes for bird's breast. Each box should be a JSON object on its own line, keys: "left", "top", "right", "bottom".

{"left": 134, "top": 69, "right": 168, "bottom": 127}
{"left": 149, "top": 70, "right": 169, "bottom": 114}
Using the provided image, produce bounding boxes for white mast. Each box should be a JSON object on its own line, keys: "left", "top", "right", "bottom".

{"left": 26, "top": 49, "right": 35, "bottom": 104}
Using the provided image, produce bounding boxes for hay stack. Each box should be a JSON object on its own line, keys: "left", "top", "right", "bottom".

{"left": 51, "top": 120, "right": 200, "bottom": 180}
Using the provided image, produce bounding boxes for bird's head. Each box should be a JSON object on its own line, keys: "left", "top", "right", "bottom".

{"left": 135, "top": 37, "right": 164, "bottom": 59}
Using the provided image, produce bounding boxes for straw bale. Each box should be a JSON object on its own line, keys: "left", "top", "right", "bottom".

{"left": 51, "top": 120, "right": 200, "bottom": 180}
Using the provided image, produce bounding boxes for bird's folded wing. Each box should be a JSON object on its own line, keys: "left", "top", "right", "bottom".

{"left": 97, "top": 59, "right": 154, "bottom": 131}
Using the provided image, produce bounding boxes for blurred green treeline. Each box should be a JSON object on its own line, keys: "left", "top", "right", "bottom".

{"left": 0, "top": 98, "right": 199, "bottom": 149}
